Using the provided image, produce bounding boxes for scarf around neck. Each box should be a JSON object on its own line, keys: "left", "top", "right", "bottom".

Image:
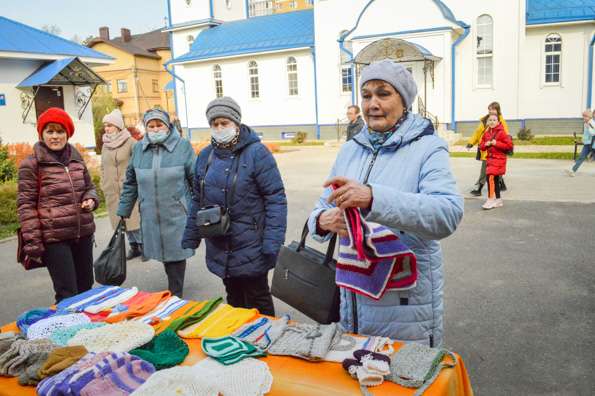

{"left": 102, "top": 129, "right": 131, "bottom": 150}
{"left": 367, "top": 111, "right": 408, "bottom": 151}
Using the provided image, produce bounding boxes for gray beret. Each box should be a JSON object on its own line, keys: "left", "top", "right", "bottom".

{"left": 206, "top": 96, "right": 242, "bottom": 126}
{"left": 143, "top": 108, "right": 171, "bottom": 128}
{"left": 359, "top": 60, "right": 418, "bottom": 110}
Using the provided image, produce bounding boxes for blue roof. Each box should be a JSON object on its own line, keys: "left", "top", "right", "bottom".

{"left": 527, "top": 0, "right": 595, "bottom": 25}
{"left": 18, "top": 57, "right": 105, "bottom": 87}
{"left": 0, "top": 16, "right": 111, "bottom": 60}
{"left": 18, "top": 57, "right": 76, "bottom": 87}
{"left": 170, "top": 9, "right": 314, "bottom": 63}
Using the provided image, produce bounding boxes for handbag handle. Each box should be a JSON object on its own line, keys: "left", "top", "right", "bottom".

{"left": 297, "top": 222, "right": 337, "bottom": 265}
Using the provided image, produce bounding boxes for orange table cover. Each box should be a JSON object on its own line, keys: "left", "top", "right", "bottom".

{"left": 0, "top": 321, "right": 473, "bottom": 396}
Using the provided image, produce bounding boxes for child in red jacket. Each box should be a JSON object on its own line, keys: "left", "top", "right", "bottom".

{"left": 479, "top": 115, "right": 513, "bottom": 210}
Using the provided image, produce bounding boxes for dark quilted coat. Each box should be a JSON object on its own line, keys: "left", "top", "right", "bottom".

{"left": 17, "top": 142, "right": 98, "bottom": 258}
{"left": 181, "top": 125, "right": 287, "bottom": 278}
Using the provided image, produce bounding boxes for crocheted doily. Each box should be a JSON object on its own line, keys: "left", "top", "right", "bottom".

{"left": 26, "top": 314, "right": 90, "bottom": 340}
{"left": 67, "top": 321, "right": 154, "bottom": 353}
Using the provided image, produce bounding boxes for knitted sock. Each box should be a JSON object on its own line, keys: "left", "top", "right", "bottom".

{"left": 129, "top": 329, "right": 189, "bottom": 370}
{"left": 17, "top": 351, "right": 49, "bottom": 386}
{"left": 38, "top": 345, "right": 88, "bottom": 379}
{"left": 353, "top": 350, "right": 391, "bottom": 375}
{"left": 80, "top": 358, "right": 155, "bottom": 396}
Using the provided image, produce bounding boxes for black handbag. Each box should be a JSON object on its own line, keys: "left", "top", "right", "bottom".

{"left": 271, "top": 223, "right": 340, "bottom": 324}
{"left": 94, "top": 218, "right": 127, "bottom": 286}
{"left": 194, "top": 148, "right": 241, "bottom": 238}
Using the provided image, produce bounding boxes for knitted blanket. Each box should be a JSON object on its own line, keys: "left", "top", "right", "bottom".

{"left": 337, "top": 207, "right": 417, "bottom": 300}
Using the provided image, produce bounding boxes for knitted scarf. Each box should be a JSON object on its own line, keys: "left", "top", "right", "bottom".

{"left": 367, "top": 110, "right": 408, "bottom": 151}
{"left": 336, "top": 207, "right": 417, "bottom": 300}
{"left": 102, "top": 129, "right": 131, "bottom": 150}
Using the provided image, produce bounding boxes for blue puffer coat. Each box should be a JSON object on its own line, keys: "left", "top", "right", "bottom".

{"left": 308, "top": 114, "right": 463, "bottom": 347}
{"left": 117, "top": 129, "right": 196, "bottom": 262}
{"left": 181, "top": 125, "right": 287, "bottom": 278}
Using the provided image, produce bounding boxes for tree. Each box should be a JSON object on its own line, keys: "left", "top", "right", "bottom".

{"left": 82, "top": 35, "right": 96, "bottom": 46}
{"left": 41, "top": 24, "right": 61, "bottom": 36}
{"left": 92, "top": 89, "right": 118, "bottom": 154}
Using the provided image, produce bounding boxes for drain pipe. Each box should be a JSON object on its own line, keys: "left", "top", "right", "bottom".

{"left": 164, "top": 62, "right": 191, "bottom": 140}
{"left": 587, "top": 33, "right": 595, "bottom": 109}
{"left": 450, "top": 24, "right": 470, "bottom": 131}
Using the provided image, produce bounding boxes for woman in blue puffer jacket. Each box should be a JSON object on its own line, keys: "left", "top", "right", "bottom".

{"left": 182, "top": 97, "right": 287, "bottom": 315}
{"left": 309, "top": 60, "right": 463, "bottom": 347}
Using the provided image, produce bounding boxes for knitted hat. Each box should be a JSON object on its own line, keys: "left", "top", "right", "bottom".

{"left": 26, "top": 313, "right": 91, "bottom": 340}
{"left": 49, "top": 322, "right": 106, "bottom": 346}
{"left": 80, "top": 358, "right": 155, "bottom": 396}
{"left": 38, "top": 345, "right": 88, "bottom": 379}
{"left": 18, "top": 351, "right": 49, "bottom": 386}
{"left": 130, "top": 329, "right": 189, "bottom": 370}
{"left": 67, "top": 321, "right": 155, "bottom": 353}
{"left": 201, "top": 336, "right": 265, "bottom": 366}
{"left": 102, "top": 109, "right": 125, "bottom": 131}
{"left": 0, "top": 338, "right": 56, "bottom": 377}
{"left": 17, "top": 308, "right": 56, "bottom": 335}
{"left": 359, "top": 60, "right": 418, "bottom": 110}
{"left": 205, "top": 96, "right": 242, "bottom": 126}
{"left": 37, "top": 107, "right": 75, "bottom": 138}
{"left": 143, "top": 108, "right": 171, "bottom": 129}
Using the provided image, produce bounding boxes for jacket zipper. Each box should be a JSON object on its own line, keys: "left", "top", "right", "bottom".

{"left": 64, "top": 166, "right": 81, "bottom": 239}
{"left": 352, "top": 148, "right": 380, "bottom": 334}
{"left": 153, "top": 147, "right": 166, "bottom": 261}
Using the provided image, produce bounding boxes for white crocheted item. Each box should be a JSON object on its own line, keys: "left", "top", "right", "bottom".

{"left": 26, "top": 314, "right": 90, "bottom": 340}
{"left": 84, "top": 287, "right": 139, "bottom": 314}
{"left": 67, "top": 321, "right": 155, "bottom": 353}
{"left": 131, "top": 358, "right": 272, "bottom": 396}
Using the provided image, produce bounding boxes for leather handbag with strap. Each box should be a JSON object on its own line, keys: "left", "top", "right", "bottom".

{"left": 271, "top": 223, "right": 340, "bottom": 324}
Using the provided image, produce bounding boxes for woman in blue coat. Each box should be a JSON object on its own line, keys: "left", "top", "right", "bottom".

{"left": 182, "top": 97, "right": 287, "bottom": 315}
{"left": 118, "top": 108, "right": 195, "bottom": 298}
{"left": 309, "top": 60, "right": 463, "bottom": 346}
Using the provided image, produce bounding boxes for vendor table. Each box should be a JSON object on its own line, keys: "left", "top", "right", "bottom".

{"left": 0, "top": 321, "right": 473, "bottom": 396}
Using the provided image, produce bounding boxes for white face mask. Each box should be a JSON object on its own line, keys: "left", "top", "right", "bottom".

{"left": 211, "top": 126, "right": 237, "bottom": 144}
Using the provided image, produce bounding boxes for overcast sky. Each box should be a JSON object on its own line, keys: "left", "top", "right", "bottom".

{"left": 1, "top": 0, "right": 167, "bottom": 42}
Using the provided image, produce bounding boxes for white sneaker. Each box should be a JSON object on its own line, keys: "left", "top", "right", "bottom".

{"left": 482, "top": 199, "right": 496, "bottom": 210}
{"left": 493, "top": 199, "right": 504, "bottom": 208}
{"left": 565, "top": 169, "right": 576, "bottom": 177}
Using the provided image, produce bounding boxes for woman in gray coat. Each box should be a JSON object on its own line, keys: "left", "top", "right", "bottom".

{"left": 117, "top": 108, "right": 195, "bottom": 297}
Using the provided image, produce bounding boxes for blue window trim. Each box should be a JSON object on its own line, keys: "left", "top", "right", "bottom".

{"left": 587, "top": 33, "right": 595, "bottom": 109}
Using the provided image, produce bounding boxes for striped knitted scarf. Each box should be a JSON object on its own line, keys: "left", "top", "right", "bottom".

{"left": 336, "top": 207, "right": 417, "bottom": 300}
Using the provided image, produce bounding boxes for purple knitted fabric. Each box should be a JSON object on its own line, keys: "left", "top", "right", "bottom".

{"left": 80, "top": 359, "right": 155, "bottom": 395}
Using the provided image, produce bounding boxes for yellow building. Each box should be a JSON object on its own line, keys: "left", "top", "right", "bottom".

{"left": 88, "top": 27, "right": 176, "bottom": 126}
{"left": 274, "top": 0, "right": 313, "bottom": 14}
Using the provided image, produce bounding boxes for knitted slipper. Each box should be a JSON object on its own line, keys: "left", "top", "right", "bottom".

{"left": 353, "top": 349, "right": 391, "bottom": 375}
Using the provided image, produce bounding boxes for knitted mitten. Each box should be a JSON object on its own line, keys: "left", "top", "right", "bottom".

{"left": 354, "top": 350, "right": 391, "bottom": 376}
{"left": 342, "top": 358, "right": 384, "bottom": 387}
{"left": 18, "top": 351, "right": 49, "bottom": 386}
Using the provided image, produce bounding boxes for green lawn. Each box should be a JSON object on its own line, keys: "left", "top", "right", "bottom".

{"left": 450, "top": 152, "right": 574, "bottom": 160}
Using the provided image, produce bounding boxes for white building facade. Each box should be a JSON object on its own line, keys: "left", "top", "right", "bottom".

{"left": 167, "top": 0, "right": 595, "bottom": 139}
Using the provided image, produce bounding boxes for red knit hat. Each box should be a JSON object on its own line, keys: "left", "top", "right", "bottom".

{"left": 36, "top": 108, "right": 75, "bottom": 139}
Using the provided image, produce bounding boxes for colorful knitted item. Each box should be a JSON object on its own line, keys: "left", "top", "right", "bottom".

{"left": 0, "top": 338, "right": 56, "bottom": 377}
{"left": 231, "top": 317, "right": 271, "bottom": 344}
{"left": 49, "top": 323, "right": 106, "bottom": 346}
{"left": 67, "top": 321, "right": 155, "bottom": 353}
{"left": 38, "top": 346, "right": 88, "bottom": 379}
{"left": 151, "top": 300, "right": 205, "bottom": 334}
{"left": 201, "top": 336, "right": 266, "bottom": 365}
{"left": 26, "top": 314, "right": 91, "bottom": 340}
{"left": 104, "top": 290, "right": 172, "bottom": 323}
{"left": 37, "top": 352, "right": 155, "bottom": 396}
{"left": 177, "top": 304, "right": 259, "bottom": 339}
{"left": 385, "top": 342, "right": 457, "bottom": 396}
{"left": 56, "top": 286, "right": 124, "bottom": 313}
{"left": 130, "top": 329, "right": 189, "bottom": 370}
{"left": 17, "top": 308, "right": 56, "bottom": 334}
{"left": 80, "top": 358, "right": 155, "bottom": 396}
{"left": 133, "top": 296, "right": 189, "bottom": 326}
{"left": 17, "top": 351, "right": 49, "bottom": 386}
{"left": 337, "top": 206, "right": 417, "bottom": 300}
{"left": 166, "top": 297, "right": 223, "bottom": 333}
{"left": 83, "top": 287, "right": 139, "bottom": 314}
{"left": 131, "top": 358, "right": 272, "bottom": 396}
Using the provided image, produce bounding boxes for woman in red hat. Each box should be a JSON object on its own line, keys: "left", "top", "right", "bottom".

{"left": 17, "top": 107, "right": 99, "bottom": 303}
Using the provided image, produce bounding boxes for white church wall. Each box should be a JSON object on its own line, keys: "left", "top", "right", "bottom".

{"left": 179, "top": 49, "right": 316, "bottom": 131}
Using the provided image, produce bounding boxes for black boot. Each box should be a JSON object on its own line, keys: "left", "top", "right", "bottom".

{"left": 470, "top": 183, "right": 484, "bottom": 196}
{"left": 126, "top": 243, "right": 142, "bottom": 260}
{"left": 499, "top": 178, "right": 507, "bottom": 192}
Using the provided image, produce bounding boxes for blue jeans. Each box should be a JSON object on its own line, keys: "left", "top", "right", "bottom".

{"left": 572, "top": 144, "right": 592, "bottom": 172}
{"left": 126, "top": 229, "right": 142, "bottom": 245}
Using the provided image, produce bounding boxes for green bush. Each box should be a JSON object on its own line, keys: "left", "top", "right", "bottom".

{"left": 0, "top": 182, "right": 19, "bottom": 239}
{"left": 0, "top": 139, "right": 17, "bottom": 183}
{"left": 90, "top": 169, "right": 106, "bottom": 213}
{"left": 517, "top": 128, "right": 534, "bottom": 141}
